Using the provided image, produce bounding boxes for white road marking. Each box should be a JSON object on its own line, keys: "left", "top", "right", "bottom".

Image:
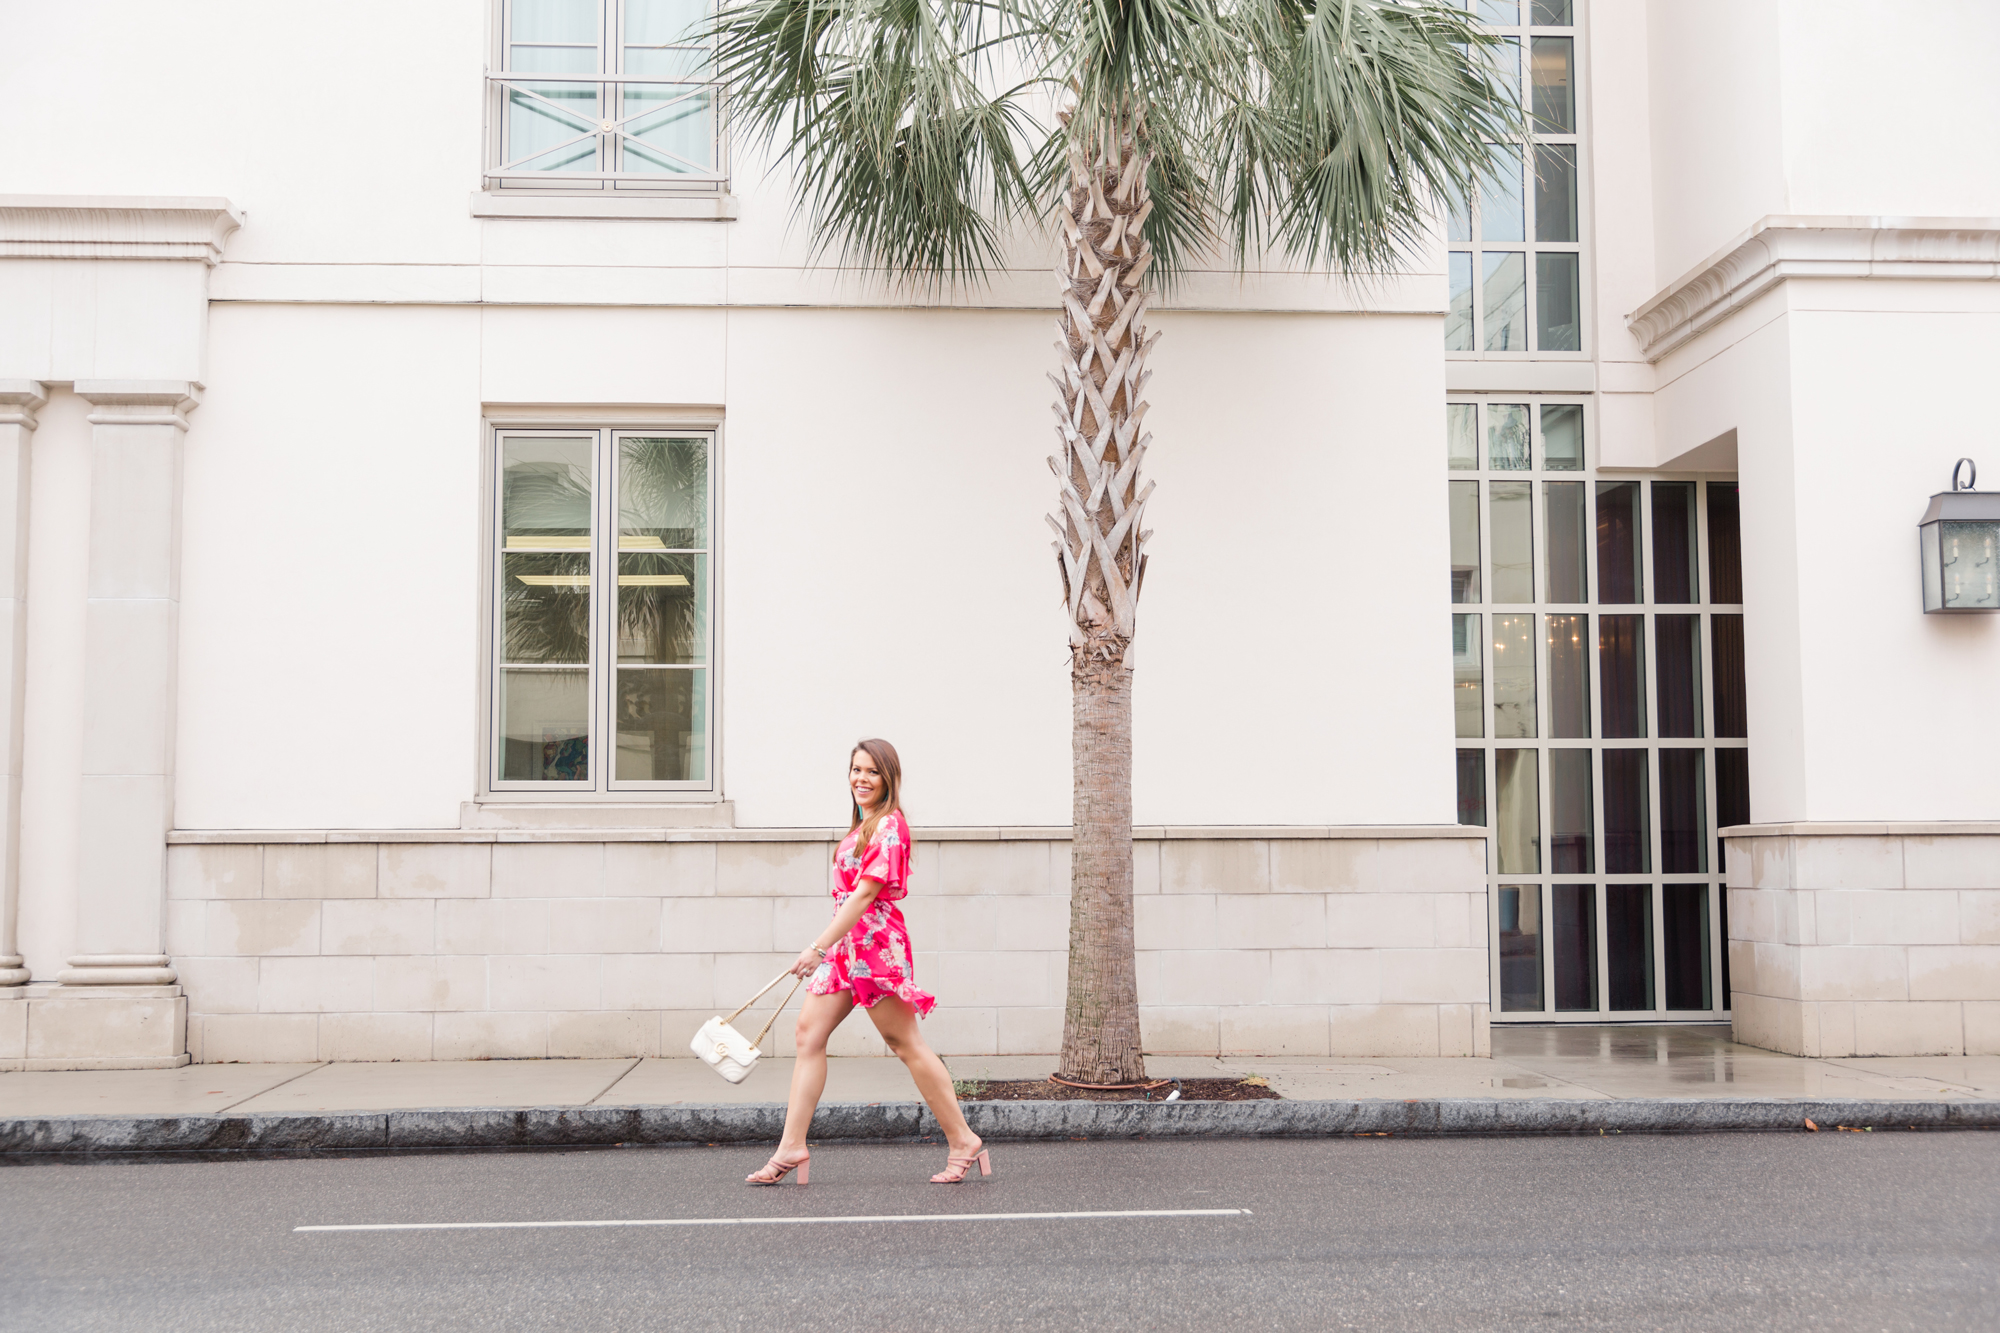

{"left": 297, "top": 1207, "right": 1251, "bottom": 1233}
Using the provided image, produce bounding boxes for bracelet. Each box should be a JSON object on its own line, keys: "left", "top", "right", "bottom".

{"left": 810, "top": 944, "right": 828, "bottom": 958}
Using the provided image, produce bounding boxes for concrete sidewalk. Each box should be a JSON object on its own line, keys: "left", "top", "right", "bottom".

{"left": 4, "top": 1026, "right": 1998, "bottom": 1154}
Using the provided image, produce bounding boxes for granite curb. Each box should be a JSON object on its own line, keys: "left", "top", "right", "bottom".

{"left": 5, "top": 1097, "right": 1999, "bottom": 1157}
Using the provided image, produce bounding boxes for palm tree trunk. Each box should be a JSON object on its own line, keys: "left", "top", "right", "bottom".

{"left": 1049, "top": 110, "right": 1155, "bottom": 1085}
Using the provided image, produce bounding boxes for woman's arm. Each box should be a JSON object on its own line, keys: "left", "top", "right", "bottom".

{"left": 788, "top": 879, "right": 884, "bottom": 976}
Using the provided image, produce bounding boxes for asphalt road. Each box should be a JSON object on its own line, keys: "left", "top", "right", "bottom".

{"left": 2, "top": 1133, "right": 1996, "bottom": 1332}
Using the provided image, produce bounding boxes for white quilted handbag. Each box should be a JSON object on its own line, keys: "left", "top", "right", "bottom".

{"left": 690, "top": 968, "right": 807, "bottom": 1084}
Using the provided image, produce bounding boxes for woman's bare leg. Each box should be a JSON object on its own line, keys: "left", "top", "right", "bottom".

{"left": 748, "top": 990, "right": 851, "bottom": 1181}
{"left": 866, "top": 997, "right": 980, "bottom": 1157}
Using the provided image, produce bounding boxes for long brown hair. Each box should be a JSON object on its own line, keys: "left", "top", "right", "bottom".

{"left": 842, "top": 738, "right": 905, "bottom": 861}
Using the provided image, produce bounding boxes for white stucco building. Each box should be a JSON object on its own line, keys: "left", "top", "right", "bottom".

{"left": 1, "top": 0, "right": 1996, "bottom": 1070}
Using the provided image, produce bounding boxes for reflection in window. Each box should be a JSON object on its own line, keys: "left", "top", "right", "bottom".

{"left": 1499, "top": 884, "right": 1543, "bottom": 1011}
{"left": 1493, "top": 614, "right": 1537, "bottom": 739}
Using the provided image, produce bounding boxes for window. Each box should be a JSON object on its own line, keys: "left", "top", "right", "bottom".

{"left": 1445, "top": 399, "right": 1746, "bottom": 1019}
{"left": 491, "top": 429, "right": 715, "bottom": 793}
{"left": 489, "top": 0, "right": 723, "bottom": 192}
{"left": 1446, "top": 1, "right": 1584, "bottom": 355}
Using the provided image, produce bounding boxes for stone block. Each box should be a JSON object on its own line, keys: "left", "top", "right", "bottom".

{"left": 1439, "top": 1003, "right": 1478, "bottom": 1058}
{"left": 549, "top": 1011, "right": 657, "bottom": 1059}
{"left": 1139, "top": 1005, "right": 1220, "bottom": 1055}
{"left": 1138, "top": 949, "right": 1267, "bottom": 1006}
{"left": 1379, "top": 948, "right": 1487, "bottom": 1004}
{"left": 1161, "top": 840, "right": 1268, "bottom": 895}
{"left": 549, "top": 898, "right": 662, "bottom": 953}
{"left": 1214, "top": 893, "right": 1326, "bottom": 950}
{"left": 1909, "top": 946, "right": 2000, "bottom": 1001}
{"left": 663, "top": 897, "right": 775, "bottom": 953}
{"left": 1273, "top": 838, "right": 1482, "bottom": 894}
{"left": 206, "top": 900, "right": 320, "bottom": 956}
{"left": 493, "top": 841, "right": 606, "bottom": 898}
{"left": 319, "top": 1012, "right": 433, "bottom": 1062}
{"left": 1724, "top": 840, "right": 1752, "bottom": 890}
{"left": 167, "top": 843, "right": 260, "bottom": 900}
{"left": 1799, "top": 945, "right": 1908, "bottom": 1003}
{"left": 711, "top": 953, "right": 799, "bottom": 1008}
{"left": 1851, "top": 1001, "right": 1965, "bottom": 1057}
{"left": 920, "top": 1005, "right": 997, "bottom": 1056}
{"left": 996, "top": 1005, "right": 1062, "bottom": 1054}
{"left": 1435, "top": 893, "right": 1476, "bottom": 949}
{"left": 1726, "top": 939, "right": 1757, "bottom": 999}
{"left": 1793, "top": 836, "right": 1903, "bottom": 890}
{"left": 1731, "top": 991, "right": 1809, "bottom": 1056}
{"left": 901, "top": 895, "right": 995, "bottom": 952}
{"left": 1965, "top": 1001, "right": 2000, "bottom": 1055}
{"left": 1220, "top": 1005, "right": 1329, "bottom": 1056}
{"left": 1327, "top": 1004, "right": 1439, "bottom": 1056}
{"left": 198, "top": 1012, "right": 319, "bottom": 1064}
{"left": 174, "top": 956, "right": 260, "bottom": 1015}
{"left": 380, "top": 844, "right": 491, "bottom": 899}
{"left": 933, "top": 840, "right": 1053, "bottom": 897}
{"left": 1327, "top": 894, "right": 1435, "bottom": 949}
{"left": 488, "top": 955, "right": 601, "bottom": 1011}
{"left": 0, "top": 997, "right": 26, "bottom": 1063}
{"left": 374, "top": 956, "right": 486, "bottom": 1012}
{"left": 825, "top": 1019, "right": 888, "bottom": 1057}
{"left": 433, "top": 1012, "right": 548, "bottom": 1060}
{"left": 436, "top": 899, "right": 550, "bottom": 955}
{"left": 605, "top": 841, "right": 716, "bottom": 896}
{"left": 264, "top": 843, "right": 378, "bottom": 899}
{"left": 1747, "top": 942, "right": 1801, "bottom": 1000}
{"left": 1134, "top": 894, "right": 1217, "bottom": 952}
{"left": 1817, "top": 1001, "right": 1856, "bottom": 1057}
{"left": 1960, "top": 891, "right": 2000, "bottom": 945}
{"left": 928, "top": 950, "right": 1057, "bottom": 1008}
{"left": 1902, "top": 835, "right": 2000, "bottom": 890}
{"left": 320, "top": 900, "right": 436, "bottom": 955}
{"left": 991, "top": 894, "right": 1070, "bottom": 952}
{"left": 1131, "top": 840, "right": 1159, "bottom": 895}
{"left": 257, "top": 957, "right": 373, "bottom": 1014}
{"left": 601, "top": 954, "right": 716, "bottom": 1010}
{"left": 1742, "top": 837, "right": 1794, "bottom": 891}
{"left": 1816, "top": 889, "right": 1959, "bottom": 946}
{"left": 164, "top": 900, "right": 205, "bottom": 956}
{"left": 716, "top": 840, "right": 834, "bottom": 897}
{"left": 1268, "top": 949, "right": 1381, "bottom": 1005}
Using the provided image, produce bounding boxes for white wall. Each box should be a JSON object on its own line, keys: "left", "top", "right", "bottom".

{"left": 170, "top": 300, "right": 1457, "bottom": 831}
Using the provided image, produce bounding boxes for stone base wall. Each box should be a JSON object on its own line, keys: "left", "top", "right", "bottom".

{"left": 121, "top": 826, "right": 1491, "bottom": 1066}
{"left": 1727, "top": 824, "right": 2000, "bottom": 1057}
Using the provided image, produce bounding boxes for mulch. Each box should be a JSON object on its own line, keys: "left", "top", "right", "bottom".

{"left": 955, "top": 1077, "right": 1281, "bottom": 1103}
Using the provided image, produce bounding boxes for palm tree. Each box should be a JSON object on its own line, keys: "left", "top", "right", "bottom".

{"left": 705, "top": 0, "right": 1518, "bottom": 1083}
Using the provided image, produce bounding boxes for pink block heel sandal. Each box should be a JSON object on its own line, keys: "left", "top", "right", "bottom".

{"left": 930, "top": 1147, "right": 991, "bottom": 1184}
{"left": 746, "top": 1151, "right": 809, "bottom": 1186}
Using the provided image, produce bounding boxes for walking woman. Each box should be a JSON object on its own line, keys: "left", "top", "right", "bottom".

{"left": 746, "top": 738, "right": 990, "bottom": 1186}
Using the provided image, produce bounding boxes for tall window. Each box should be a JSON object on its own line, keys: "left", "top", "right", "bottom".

{"left": 493, "top": 430, "right": 715, "bottom": 792}
{"left": 1446, "top": 1, "right": 1584, "bottom": 355}
{"left": 490, "top": 0, "right": 723, "bottom": 191}
{"left": 1447, "top": 400, "right": 1748, "bottom": 1019}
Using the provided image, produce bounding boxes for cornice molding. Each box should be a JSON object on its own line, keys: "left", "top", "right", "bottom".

{"left": 0, "top": 380, "right": 48, "bottom": 430}
{"left": 75, "top": 380, "right": 203, "bottom": 429}
{"left": 0, "top": 195, "right": 241, "bottom": 266}
{"left": 1627, "top": 215, "right": 2000, "bottom": 362}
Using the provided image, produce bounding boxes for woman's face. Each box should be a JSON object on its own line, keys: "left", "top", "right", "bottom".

{"left": 850, "top": 750, "right": 885, "bottom": 811}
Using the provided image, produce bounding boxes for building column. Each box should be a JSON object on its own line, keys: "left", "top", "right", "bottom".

{"left": 0, "top": 383, "right": 42, "bottom": 1009}
{"left": 28, "top": 382, "right": 198, "bottom": 1068}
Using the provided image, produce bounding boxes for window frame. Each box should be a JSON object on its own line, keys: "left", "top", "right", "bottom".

{"left": 1447, "top": 0, "right": 1591, "bottom": 360}
{"left": 486, "top": 0, "right": 729, "bottom": 196}
{"left": 480, "top": 419, "right": 722, "bottom": 801}
{"left": 1445, "top": 394, "right": 1745, "bottom": 1022}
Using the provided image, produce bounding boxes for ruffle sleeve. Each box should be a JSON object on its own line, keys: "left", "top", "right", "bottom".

{"left": 856, "top": 811, "right": 911, "bottom": 900}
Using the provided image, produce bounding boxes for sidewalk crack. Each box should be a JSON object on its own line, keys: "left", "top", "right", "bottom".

{"left": 586, "top": 1057, "right": 645, "bottom": 1106}
{"left": 214, "top": 1062, "right": 330, "bottom": 1113}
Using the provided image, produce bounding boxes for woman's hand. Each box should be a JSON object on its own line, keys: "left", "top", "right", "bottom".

{"left": 790, "top": 945, "right": 824, "bottom": 978}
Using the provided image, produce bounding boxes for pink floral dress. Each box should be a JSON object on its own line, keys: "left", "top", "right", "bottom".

{"left": 807, "top": 809, "right": 936, "bottom": 1016}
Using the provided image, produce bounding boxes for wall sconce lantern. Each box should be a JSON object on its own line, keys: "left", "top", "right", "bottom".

{"left": 1920, "top": 459, "right": 2000, "bottom": 612}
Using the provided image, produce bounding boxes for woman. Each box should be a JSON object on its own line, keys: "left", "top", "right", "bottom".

{"left": 746, "top": 738, "right": 991, "bottom": 1186}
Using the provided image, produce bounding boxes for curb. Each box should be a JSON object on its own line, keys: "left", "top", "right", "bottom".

{"left": 4, "top": 1097, "right": 1998, "bottom": 1157}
